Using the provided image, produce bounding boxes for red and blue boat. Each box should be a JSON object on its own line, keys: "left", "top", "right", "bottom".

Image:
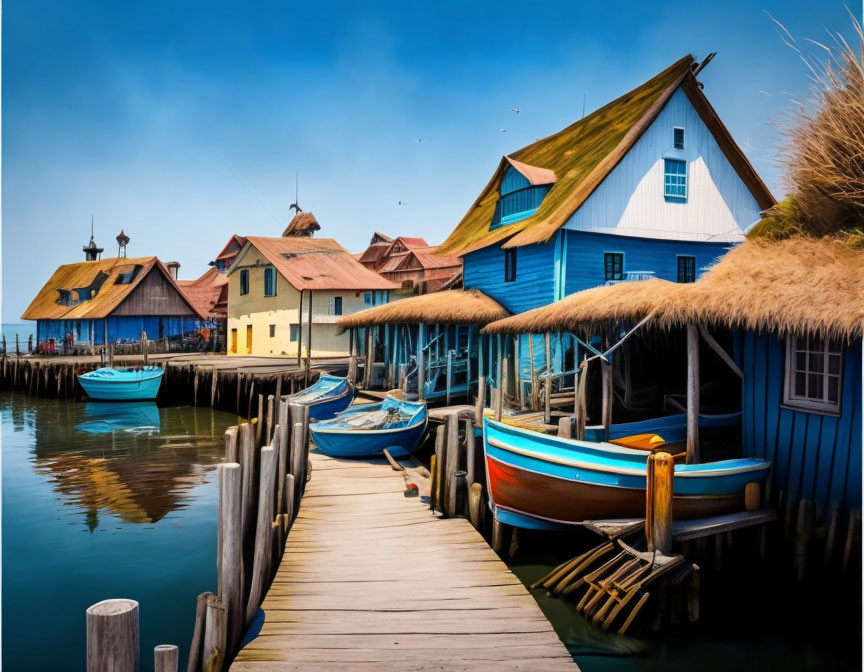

{"left": 288, "top": 374, "right": 354, "bottom": 421}
{"left": 483, "top": 416, "right": 770, "bottom": 531}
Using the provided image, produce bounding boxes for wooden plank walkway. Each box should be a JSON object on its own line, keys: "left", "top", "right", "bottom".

{"left": 232, "top": 452, "right": 577, "bottom": 671}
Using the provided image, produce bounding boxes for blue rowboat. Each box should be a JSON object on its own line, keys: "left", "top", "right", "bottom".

{"left": 288, "top": 374, "right": 354, "bottom": 422}
{"left": 484, "top": 416, "right": 770, "bottom": 532}
{"left": 77, "top": 367, "right": 165, "bottom": 401}
{"left": 310, "top": 397, "right": 428, "bottom": 459}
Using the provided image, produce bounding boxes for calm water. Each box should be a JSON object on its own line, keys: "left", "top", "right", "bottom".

{"left": 1, "top": 323, "right": 35, "bottom": 350}
{"left": 1, "top": 392, "right": 238, "bottom": 671}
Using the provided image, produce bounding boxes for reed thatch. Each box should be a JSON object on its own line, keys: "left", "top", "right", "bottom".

{"left": 437, "top": 55, "right": 772, "bottom": 256}
{"left": 484, "top": 237, "right": 864, "bottom": 340}
{"left": 338, "top": 289, "right": 509, "bottom": 329}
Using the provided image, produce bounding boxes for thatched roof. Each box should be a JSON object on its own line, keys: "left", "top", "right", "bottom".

{"left": 282, "top": 212, "right": 321, "bottom": 237}
{"left": 338, "top": 289, "right": 509, "bottom": 328}
{"left": 437, "top": 55, "right": 773, "bottom": 256}
{"left": 484, "top": 237, "right": 864, "bottom": 339}
{"left": 22, "top": 256, "right": 206, "bottom": 321}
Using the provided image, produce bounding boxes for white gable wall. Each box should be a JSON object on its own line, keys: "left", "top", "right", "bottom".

{"left": 563, "top": 88, "right": 762, "bottom": 243}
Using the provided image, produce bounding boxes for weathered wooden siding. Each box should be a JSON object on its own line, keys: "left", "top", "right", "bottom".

{"left": 463, "top": 242, "right": 555, "bottom": 314}
{"left": 113, "top": 269, "right": 197, "bottom": 316}
{"left": 563, "top": 230, "right": 729, "bottom": 294}
{"left": 563, "top": 88, "right": 763, "bottom": 243}
{"left": 737, "top": 331, "right": 862, "bottom": 515}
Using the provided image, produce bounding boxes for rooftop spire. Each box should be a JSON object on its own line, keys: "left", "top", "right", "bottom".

{"left": 83, "top": 215, "right": 103, "bottom": 261}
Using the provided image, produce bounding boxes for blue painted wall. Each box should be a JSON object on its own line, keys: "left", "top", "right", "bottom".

{"left": 563, "top": 230, "right": 731, "bottom": 294}
{"left": 463, "top": 241, "right": 556, "bottom": 314}
{"left": 38, "top": 316, "right": 203, "bottom": 345}
{"left": 737, "top": 331, "right": 861, "bottom": 515}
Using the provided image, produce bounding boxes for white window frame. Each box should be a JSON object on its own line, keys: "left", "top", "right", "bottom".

{"left": 783, "top": 335, "right": 843, "bottom": 415}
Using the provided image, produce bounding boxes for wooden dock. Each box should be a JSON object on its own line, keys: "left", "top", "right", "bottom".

{"left": 231, "top": 451, "right": 577, "bottom": 671}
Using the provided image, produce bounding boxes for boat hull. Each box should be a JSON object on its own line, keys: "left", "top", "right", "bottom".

{"left": 483, "top": 417, "right": 769, "bottom": 531}
{"left": 305, "top": 390, "right": 354, "bottom": 422}
{"left": 77, "top": 369, "right": 164, "bottom": 401}
{"left": 311, "top": 421, "right": 427, "bottom": 459}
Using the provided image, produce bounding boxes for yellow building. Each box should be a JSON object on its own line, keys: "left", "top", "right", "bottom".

{"left": 226, "top": 236, "right": 398, "bottom": 357}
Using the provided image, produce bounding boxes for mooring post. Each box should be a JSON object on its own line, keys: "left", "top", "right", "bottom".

{"left": 468, "top": 482, "right": 483, "bottom": 530}
{"left": 224, "top": 426, "right": 238, "bottom": 463}
{"left": 433, "top": 426, "right": 446, "bottom": 514}
{"left": 187, "top": 592, "right": 211, "bottom": 672}
{"left": 202, "top": 595, "right": 226, "bottom": 672}
{"left": 475, "top": 375, "right": 486, "bottom": 427}
{"left": 464, "top": 417, "right": 476, "bottom": 488}
{"left": 284, "top": 473, "right": 296, "bottom": 529}
{"left": 290, "top": 420, "right": 305, "bottom": 511}
{"left": 86, "top": 598, "right": 139, "bottom": 672}
{"left": 239, "top": 422, "right": 257, "bottom": 546}
{"left": 266, "top": 394, "right": 274, "bottom": 445}
{"left": 686, "top": 324, "right": 700, "bottom": 464}
{"left": 646, "top": 452, "right": 674, "bottom": 555}
{"left": 246, "top": 446, "right": 276, "bottom": 625}
{"left": 445, "top": 413, "right": 460, "bottom": 517}
{"left": 544, "top": 333, "right": 552, "bottom": 425}
{"left": 154, "top": 645, "right": 178, "bottom": 672}
{"left": 218, "top": 463, "right": 243, "bottom": 654}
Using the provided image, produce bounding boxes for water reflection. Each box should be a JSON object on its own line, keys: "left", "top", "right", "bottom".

{"left": 32, "top": 401, "right": 228, "bottom": 527}
{"left": 76, "top": 401, "right": 161, "bottom": 435}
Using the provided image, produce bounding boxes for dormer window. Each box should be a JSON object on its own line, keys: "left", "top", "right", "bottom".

{"left": 673, "top": 127, "right": 685, "bottom": 149}
{"left": 490, "top": 159, "right": 555, "bottom": 230}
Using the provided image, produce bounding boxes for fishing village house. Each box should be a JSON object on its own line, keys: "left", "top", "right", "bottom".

{"left": 22, "top": 230, "right": 207, "bottom": 350}
{"left": 339, "top": 53, "right": 774, "bottom": 402}
{"left": 357, "top": 233, "right": 462, "bottom": 295}
{"left": 226, "top": 234, "right": 398, "bottom": 357}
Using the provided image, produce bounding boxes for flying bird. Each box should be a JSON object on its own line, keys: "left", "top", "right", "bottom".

{"left": 500, "top": 128, "right": 508, "bottom": 133}
{"left": 398, "top": 201, "right": 407, "bottom": 206}
{"left": 510, "top": 108, "right": 520, "bottom": 114}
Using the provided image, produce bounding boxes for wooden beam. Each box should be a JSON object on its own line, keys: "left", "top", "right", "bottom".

{"left": 686, "top": 324, "right": 700, "bottom": 464}
{"left": 698, "top": 325, "right": 743, "bottom": 378}
{"left": 417, "top": 323, "right": 426, "bottom": 400}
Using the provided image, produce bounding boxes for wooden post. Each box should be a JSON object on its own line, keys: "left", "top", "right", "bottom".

{"left": 202, "top": 595, "right": 226, "bottom": 672}
{"left": 686, "top": 324, "right": 700, "bottom": 464}
{"left": 297, "top": 290, "right": 304, "bottom": 370}
{"left": 513, "top": 335, "right": 522, "bottom": 410}
{"left": 187, "top": 592, "right": 211, "bottom": 672}
{"left": 305, "top": 290, "right": 313, "bottom": 386}
{"left": 218, "top": 463, "right": 243, "bottom": 653}
{"left": 154, "top": 645, "right": 178, "bottom": 672}
{"left": 475, "top": 376, "right": 486, "bottom": 427}
{"left": 224, "top": 426, "right": 238, "bottom": 463}
{"left": 576, "top": 361, "right": 587, "bottom": 440}
{"left": 500, "top": 357, "right": 509, "bottom": 417}
{"left": 264, "top": 395, "right": 273, "bottom": 445}
{"left": 239, "top": 423, "right": 257, "bottom": 545}
{"left": 256, "top": 393, "right": 264, "bottom": 445}
{"left": 398, "top": 363, "right": 407, "bottom": 391}
{"left": 464, "top": 418, "right": 476, "bottom": 488}
{"left": 109, "top": 343, "right": 115, "bottom": 368}
{"left": 86, "top": 598, "right": 139, "bottom": 672}
{"left": 468, "top": 482, "right": 483, "bottom": 530}
{"left": 141, "top": 332, "right": 149, "bottom": 367}
{"left": 284, "top": 473, "right": 296, "bottom": 528}
{"left": 291, "top": 421, "right": 305, "bottom": 509}
{"left": 246, "top": 446, "right": 276, "bottom": 625}
{"left": 445, "top": 348, "right": 453, "bottom": 405}
{"left": 365, "top": 327, "right": 375, "bottom": 389}
{"left": 275, "top": 425, "right": 288, "bottom": 517}
{"left": 492, "top": 518, "right": 507, "bottom": 554}
{"left": 417, "top": 323, "right": 426, "bottom": 400}
{"left": 557, "top": 417, "right": 572, "bottom": 438}
{"left": 544, "top": 333, "right": 552, "bottom": 425}
{"left": 744, "top": 482, "right": 760, "bottom": 512}
{"left": 433, "top": 426, "right": 446, "bottom": 514}
{"left": 210, "top": 369, "right": 218, "bottom": 407}
{"left": 646, "top": 452, "right": 674, "bottom": 555}
{"left": 601, "top": 338, "right": 612, "bottom": 440}
{"left": 445, "top": 413, "right": 460, "bottom": 517}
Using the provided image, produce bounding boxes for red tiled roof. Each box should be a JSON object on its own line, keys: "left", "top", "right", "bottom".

{"left": 177, "top": 267, "right": 228, "bottom": 318}
{"left": 236, "top": 237, "right": 399, "bottom": 291}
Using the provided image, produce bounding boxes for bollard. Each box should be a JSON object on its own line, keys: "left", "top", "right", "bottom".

{"left": 154, "top": 645, "right": 178, "bottom": 672}
{"left": 646, "top": 452, "right": 674, "bottom": 555}
{"left": 468, "top": 482, "right": 484, "bottom": 530}
{"left": 86, "top": 598, "right": 139, "bottom": 672}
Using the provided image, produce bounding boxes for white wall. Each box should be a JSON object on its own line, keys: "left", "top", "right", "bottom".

{"left": 563, "top": 88, "right": 763, "bottom": 243}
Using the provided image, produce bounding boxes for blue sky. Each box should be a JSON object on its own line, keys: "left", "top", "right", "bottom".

{"left": 1, "top": 0, "right": 855, "bottom": 322}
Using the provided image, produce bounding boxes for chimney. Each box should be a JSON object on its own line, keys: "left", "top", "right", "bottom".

{"left": 166, "top": 261, "right": 180, "bottom": 280}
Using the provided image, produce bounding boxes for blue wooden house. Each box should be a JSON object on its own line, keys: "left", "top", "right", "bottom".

{"left": 437, "top": 54, "right": 774, "bottom": 386}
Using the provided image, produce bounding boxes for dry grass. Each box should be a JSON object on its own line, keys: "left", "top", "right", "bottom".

{"left": 756, "top": 16, "right": 864, "bottom": 239}
{"left": 485, "top": 237, "right": 864, "bottom": 339}
{"left": 338, "top": 289, "right": 509, "bottom": 329}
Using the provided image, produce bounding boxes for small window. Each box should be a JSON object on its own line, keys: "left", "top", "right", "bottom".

{"left": 604, "top": 253, "right": 623, "bottom": 281}
{"left": 784, "top": 335, "right": 843, "bottom": 414}
{"left": 264, "top": 267, "right": 276, "bottom": 297}
{"left": 504, "top": 249, "right": 517, "bottom": 282}
{"left": 329, "top": 296, "right": 343, "bottom": 316}
{"left": 289, "top": 324, "right": 300, "bottom": 342}
{"left": 269, "top": 324, "right": 276, "bottom": 338}
{"left": 677, "top": 256, "right": 696, "bottom": 283}
{"left": 673, "top": 127, "right": 685, "bottom": 149}
{"left": 364, "top": 292, "right": 373, "bottom": 307}
{"left": 664, "top": 159, "right": 687, "bottom": 202}
{"left": 239, "top": 269, "right": 249, "bottom": 295}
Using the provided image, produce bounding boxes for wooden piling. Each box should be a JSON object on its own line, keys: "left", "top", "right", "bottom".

{"left": 246, "top": 446, "right": 276, "bottom": 625}
{"left": 266, "top": 395, "right": 274, "bottom": 445}
{"left": 528, "top": 335, "right": 537, "bottom": 410}
{"left": 187, "top": 592, "right": 212, "bottom": 672}
{"left": 433, "top": 426, "right": 446, "bottom": 514}
{"left": 239, "top": 423, "right": 257, "bottom": 540}
{"left": 686, "top": 324, "right": 700, "bottom": 464}
{"left": 445, "top": 413, "right": 460, "bottom": 517}
{"left": 464, "top": 418, "right": 477, "bottom": 488}
{"left": 154, "top": 645, "right": 178, "bottom": 672}
{"left": 576, "top": 361, "right": 587, "bottom": 440}
{"left": 86, "top": 599, "right": 139, "bottom": 672}
{"left": 475, "top": 376, "right": 486, "bottom": 427}
{"left": 544, "top": 333, "right": 552, "bottom": 425}
{"left": 492, "top": 518, "right": 507, "bottom": 554}
{"left": 224, "top": 426, "right": 238, "bottom": 463}
{"left": 284, "top": 473, "right": 296, "bottom": 529}
{"left": 468, "top": 482, "right": 483, "bottom": 530}
{"left": 202, "top": 595, "right": 226, "bottom": 672}
{"left": 557, "top": 417, "right": 572, "bottom": 438}
{"left": 218, "top": 463, "right": 243, "bottom": 653}
{"left": 646, "top": 452, "right": 674, "bottom": 555}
